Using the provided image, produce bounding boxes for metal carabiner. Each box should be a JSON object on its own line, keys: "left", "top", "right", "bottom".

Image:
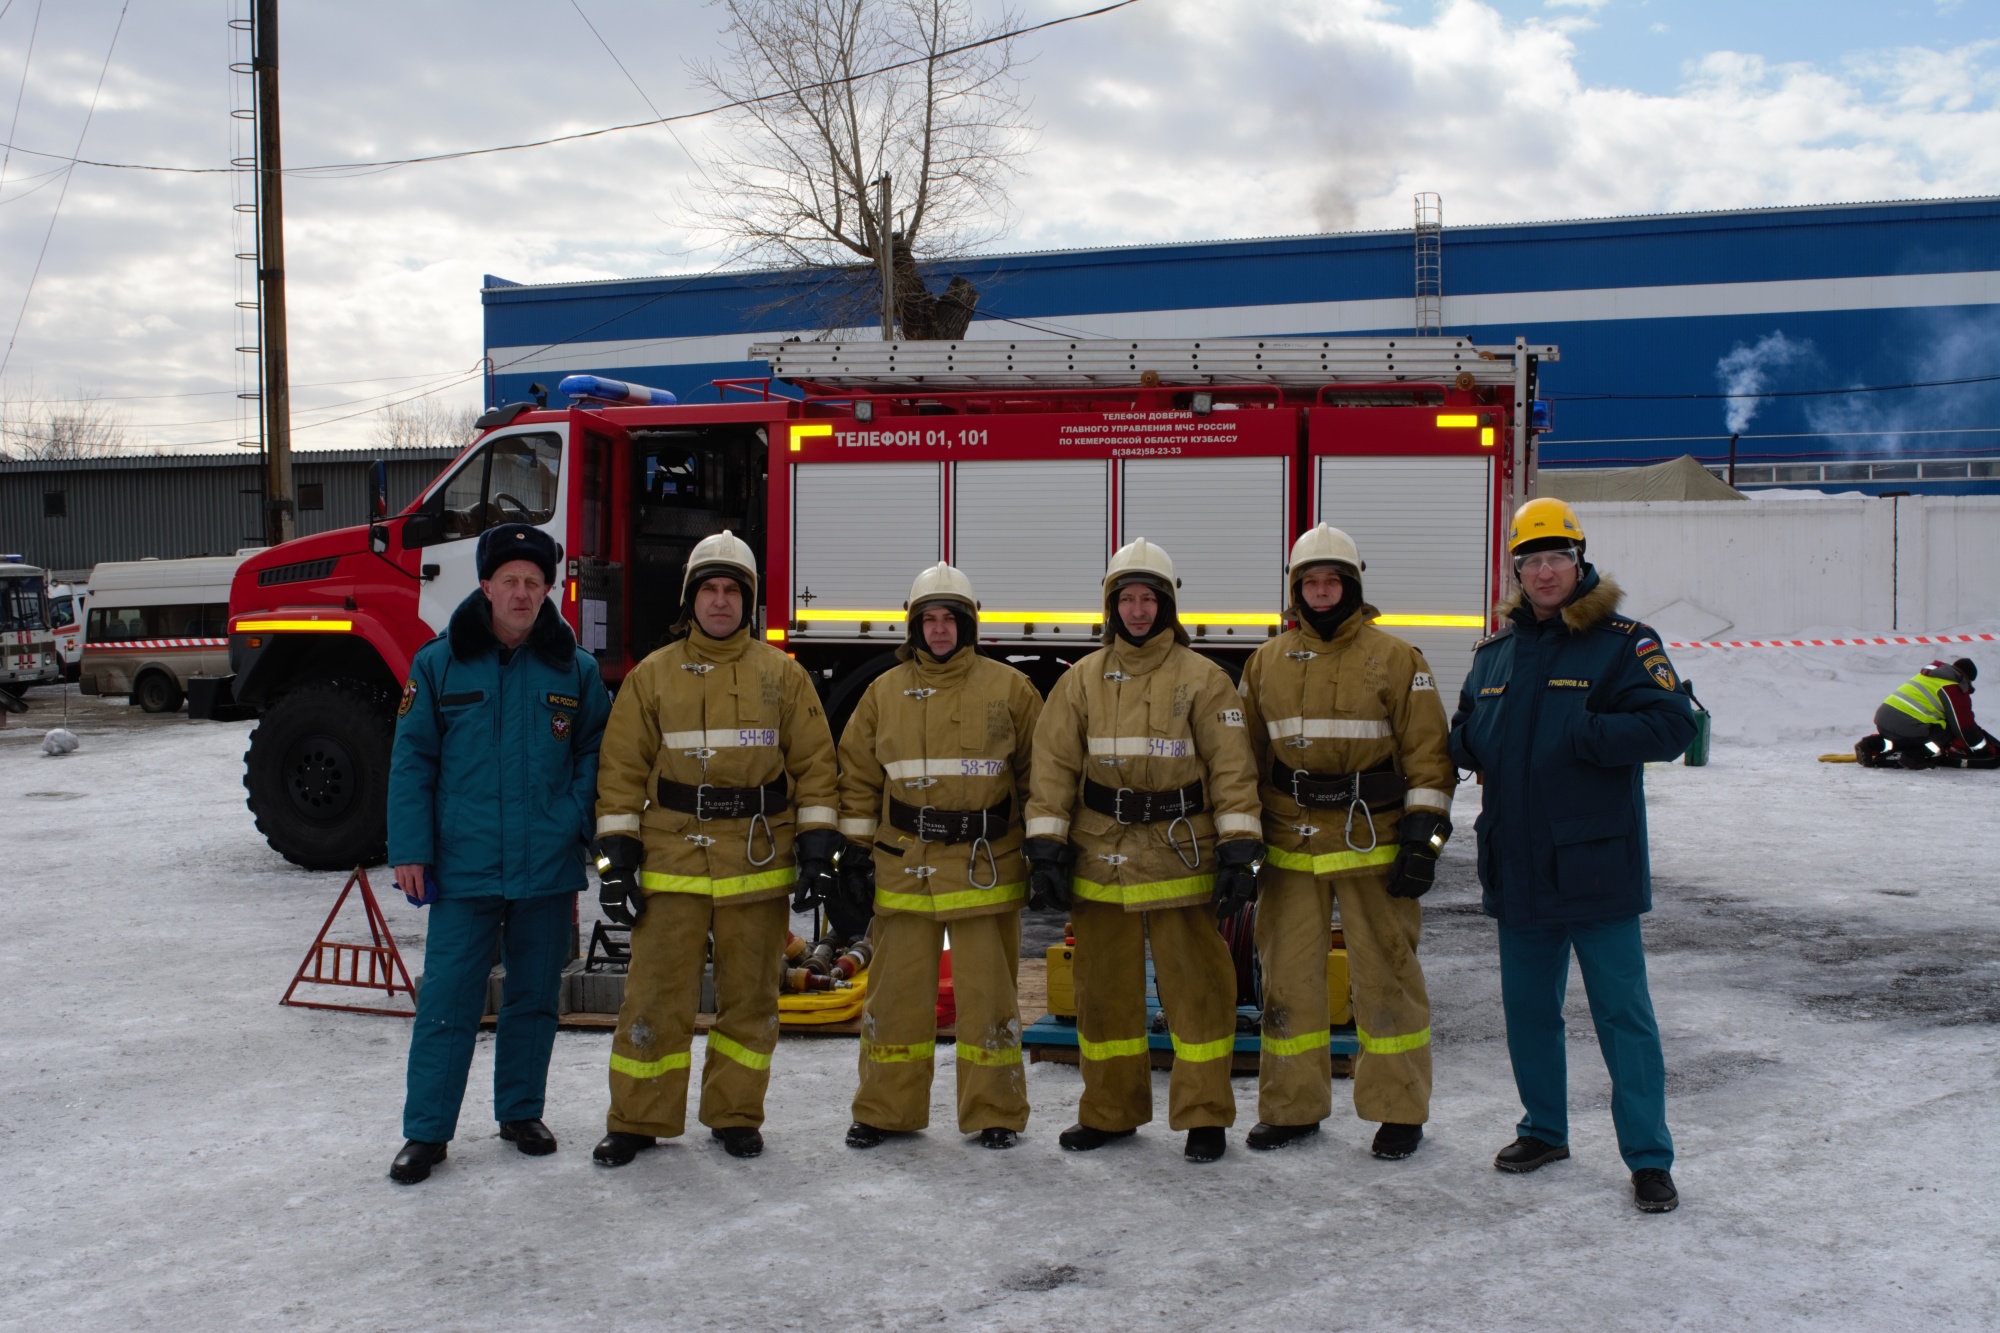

{"left": 1165, "top": 812, "right": 1201, "bottom": 870}
{"left": 967, "top": 835, "right": 1000, "bottom": 890}
{"left": 746, "top": 812, "right": 777, "bottom": 867}
{"left": 1343, "top": 794, "right": 1378, "bottom": 855}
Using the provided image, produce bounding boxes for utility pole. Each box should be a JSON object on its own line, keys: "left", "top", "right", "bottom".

{"left": 876, "top": 175, "right": 895, "bottom": 341}
{"left": 254, "top": 0, "right": 294, "bottom": 547}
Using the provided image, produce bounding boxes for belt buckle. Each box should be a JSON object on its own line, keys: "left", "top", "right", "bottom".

{"left": 693, "top": 782, "right": 714, "bottom": 821}
{"left": 915, "top": 804, "right": 939, "bottom": 843}
{"left": 1289, "top": 769, "right": 1308, "bottom": 807}
{"left": 1113, "top": 787, "right": 1137, "bottom": 825}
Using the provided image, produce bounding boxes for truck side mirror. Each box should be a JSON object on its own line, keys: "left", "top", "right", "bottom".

{"left": 401, "top": 511, "right": 442, "bottom": 549}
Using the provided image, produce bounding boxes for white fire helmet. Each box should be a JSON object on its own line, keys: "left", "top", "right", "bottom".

{"left": 904, "top": 562, "right": 980, "bottom": 621}
{"left": 681, "top": 529, "right": 759, "bottom": 603}
{"left": 1101, "top": 537, "right": 1181, "bottom": 599}
{"left": 1288, "top": 523, "right": 1363, "bottom": 579}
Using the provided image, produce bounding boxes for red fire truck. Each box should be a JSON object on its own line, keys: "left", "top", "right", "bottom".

{"left": 195, "top": 336, "right": 1554, "bottom": 870}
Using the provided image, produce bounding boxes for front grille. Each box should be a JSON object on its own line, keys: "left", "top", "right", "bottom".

{"left": 257, "top": 557, "right": 337, "bottom": 588}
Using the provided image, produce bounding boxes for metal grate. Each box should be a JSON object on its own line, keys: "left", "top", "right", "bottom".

{"left": 256, "top": 556, "right": 336, "bottom": 587}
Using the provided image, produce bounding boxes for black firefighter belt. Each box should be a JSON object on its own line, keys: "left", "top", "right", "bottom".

{"left": 656, "top": 776, "right": 790, "bottom": 821}
{"left": 887, "top": 795, "right": 1013, "bottom": 844}
{"left": 1270, "top": 759, "right": 1406, "bottom": 812}
{"left": 1081, "top": 777, "right": 1207, "bottom": 825}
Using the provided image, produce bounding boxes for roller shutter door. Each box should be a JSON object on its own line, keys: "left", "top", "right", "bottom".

{"left": 792, "top": 462, "right": 940, "bottom": 634}
{"left": 1318, "top": 456, "right": 1491, "bottom": 705}
{"left": 1122, "top": 455, "right": 1288, "bottom": 640}
{"left": 953, "top": 460, "right": 1108, "bottom": 638}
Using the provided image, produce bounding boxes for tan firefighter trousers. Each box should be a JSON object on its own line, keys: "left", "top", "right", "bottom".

{"left": 1255, "top": 863, "right": 1432, "bottom": 1126}
{"left": 851, "top": 911, "right": 1028, "bottom": 1134}
{"left": 1071, "top": 898, "right": 1238, "bottom": 1132}
{"left": 606, "top": 892, "right": 788, "bottom": 1136}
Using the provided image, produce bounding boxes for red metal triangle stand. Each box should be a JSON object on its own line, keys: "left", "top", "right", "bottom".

{"left": 280, "top": 866, "right": 418, "bottom": 1018}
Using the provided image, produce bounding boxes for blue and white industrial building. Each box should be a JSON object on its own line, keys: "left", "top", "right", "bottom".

{"left": 483, "top": 196, "right": 2000, "bottom": 494}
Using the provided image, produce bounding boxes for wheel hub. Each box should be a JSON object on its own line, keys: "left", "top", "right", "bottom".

{"left": 283, "top": 734, "right": 355, "bottom": 823}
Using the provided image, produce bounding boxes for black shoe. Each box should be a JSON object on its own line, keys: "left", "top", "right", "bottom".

{"left": 1058, "top": 1122, "right": 1135, "bottom": 1152}
{"left": 1494, "top": 1135, "right": 1570, "bottom": 1173}
{"left": 388, "top": 1139, "right": 447, "bottom": 1184}
{"left": 846, "top": 1121, "right": 891, "bottom": 1149}
{"left": 979, "top": 1128, "right": 1018, "bottom": 1150}
{"left": 499, "top": 1119, "right": 557, "bottom": 1156}
{"left": 1371, "top": 1122, "right": 1423, "bottom": 1160}
{"left": 591, "top": 1132, "right": 656, "bottom": 1167}
{"left": 1633, "top": 1168, "right": 1679, "bottom": 1213}
{"left": 1246, "top": 1121, "right": 1321, "bottom": 1151}
{"left": 712, "top": 1126, "right": 764, "bottom": 1158}
{"left": 1184, "top": 1127, "right": 1227, "bottom": 1162}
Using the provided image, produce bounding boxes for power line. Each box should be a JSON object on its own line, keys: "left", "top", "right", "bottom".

{"left": 0, "top": 0, "right": 43, "bottom": 205}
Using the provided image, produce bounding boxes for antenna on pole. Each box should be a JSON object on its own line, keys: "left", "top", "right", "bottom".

{"left": 1414, "top": 192, "right": 1443, "bottom": 337}
{"left": 876, "top": 175, "right": 896, "bottom": 341}
{"left": 253, "top": 0, "right": 295, "bottom": 547}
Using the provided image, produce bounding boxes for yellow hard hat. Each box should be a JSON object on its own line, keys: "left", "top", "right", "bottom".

{"left": 1507, "top": 497, "right": 1585, "bottom": 553}
{"left": 681, "top": 529, "right": 759, "bottom": 602}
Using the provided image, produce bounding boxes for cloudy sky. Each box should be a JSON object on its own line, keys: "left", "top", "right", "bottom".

{"left": 0, "top": 0, "right": 1994, "bottom": 453}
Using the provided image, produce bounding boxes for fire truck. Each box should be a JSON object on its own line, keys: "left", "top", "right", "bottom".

{"left": 194, "top": 337, "right": 1554, "bottom": 870}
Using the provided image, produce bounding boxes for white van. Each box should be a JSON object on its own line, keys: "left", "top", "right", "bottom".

{"left": 80, "top": 553, "right": 251, "bottom": 712}
{"left": 46, "top": 580, "right": 87, "bottom": 681}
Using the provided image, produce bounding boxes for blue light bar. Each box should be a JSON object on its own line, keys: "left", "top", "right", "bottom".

{"left": 558, "top": 374, "right": 678, "bottom": 406}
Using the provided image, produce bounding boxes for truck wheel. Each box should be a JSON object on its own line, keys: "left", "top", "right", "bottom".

{"left": 134, "top": 671, "right": 184, "bottom": 714}
{"left": 0, "top": 682, "right": 25, "bottom": 701}
{"left": 243, "top": 681, "right": 392, "bottom": 870}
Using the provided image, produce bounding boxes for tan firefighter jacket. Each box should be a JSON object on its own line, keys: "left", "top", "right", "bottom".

{"left": 835, "top": 647, "right": 1043, "bottom": 921}
{"left": 1237, "top": 606, "right": 1456, "bottom": 879}
{"left": 594, "top": 624, "right": 838, "bottom": 905}
{"left": 1024, "top": 631, "right": 1263, "bottom": 912}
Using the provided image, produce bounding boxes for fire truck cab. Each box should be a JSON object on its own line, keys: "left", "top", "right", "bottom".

{"left": 198, "top": 337, "right": 1553, "bottom": 871}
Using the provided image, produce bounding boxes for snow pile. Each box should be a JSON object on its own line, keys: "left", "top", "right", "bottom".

{"left": 39, "top": 727, "right": 78, "bottom": 757}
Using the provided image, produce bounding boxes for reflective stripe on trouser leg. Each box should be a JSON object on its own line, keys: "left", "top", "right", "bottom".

{"left": 1071, "top": 898, "right": 1154, "bottom": 1133}
{"left": 946, "top": 910, "right": 1028, "bottom": 1133}
{"left": 1253, "top": 864, "right": 1335, "bottom": 1127}
{"left": 607, "top": 891, "right": 709, "bottom": 1138}
{"left": 852, "top": 911, "right": 944, "bottom": 1133}
{"left": 1331, "top": 867, "right": 1432, "bottom": 1125}
{"left": 1147, "top": 903, "right": 1239, "bottom": 1131}
{"left": 700, "top": 895, "right": 789, "bottom": 1129}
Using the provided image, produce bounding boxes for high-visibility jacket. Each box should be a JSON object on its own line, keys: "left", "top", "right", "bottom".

{"left": 594, "top": 624, "right": 838, "bottom": 905}
{"left": 1024, "top": 630, "right": 1263, "bottom": 912}
{"left": 836, "top": 647, "right": 1043, "bottom": 921}
{"left": 1883, "top": 661, "right": 1973, "bottom": 731}
{"left": 1237, "top": 607, "right": 1457, "bottom": 878}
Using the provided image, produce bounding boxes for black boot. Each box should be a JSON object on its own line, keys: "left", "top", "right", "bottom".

{"left": 1058, "top": 1122, "right": 1135, "bottom": 1152}
{"left": 499, "top": 1119, "right": 557, "bottom": 1156}
{"left": 1184, "top": 1127, "right": 1227, "bottom": 1162}
{"left": 1371, "top": 1122, "right": 1424, "bottom": 1160}
{"left": 389, "top": 1139, "right": 447, "bottom": 1184}
{"left": 1633, "top": 1168, "right": 1679, "bottom": 1213}
{"left": 846, "top": 1121, "right": 891, "bottom": 1149}
{"left": 1246, "top": 1121, "right": 1321, "bottom": 1151}
{"left": 978, "top": 1128, "right": 1018, "bottom": 1150}
{"left": 1493, "top": 1135, "right": 1569, "bottom": 1174}
{"left": 712, "top": 1126, "right": 764, "bottom": 1158}
{"left": 592, "top": 1132, "right": 656, "bottom": 1167}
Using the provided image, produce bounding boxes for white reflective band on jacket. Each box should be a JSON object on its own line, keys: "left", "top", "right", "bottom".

{"left": 597, "top": 812, "right": 643, "bottom": 837}
{"left": 1025, "top": 816, "right": 1070, "bottom": 840}
{"left": 1405, "top": 788, "right": 1452, "bottom": 813}
{"left": 1088, "top": 735, "right": 1196, "bottom": 759}
{"left": 1265, "top": 717, "right": 1396, "bottom": 742}
{"left": 661, "top": 727, "right": 780, "bottom": 749}
{"left": 883, "top": 757, "right": 1009, "bottom": 781}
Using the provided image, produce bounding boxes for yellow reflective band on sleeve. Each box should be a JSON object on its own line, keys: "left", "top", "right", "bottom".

{"left": 1170, "top": 1033, "right": 1234, "bottom": 1063}
{"left": 1261, "top": 1028, "right": 1330, "bottom": 1058}
{"left": 609, "top": 1049, "right": 691, "bottom": 1080}
{"left": 1077, "top": 1034, "right": 1149, "bottom": 1061}
{"left": 705, "top": 1031, "right": 774, "bottom": 1071}
{"left": 874, "top": 882, "right": 1027, "bottom": 914}
{"left": 861, "top": 1038, "right": 936, "bottom": 1064}
{"left": 1266, "top": 845, "right": 1400, "bottom": 876}
{"left": 1071, "top": 873, "right": 1217, "bottom": 907}
{"left": 1354, "top": 1024, "right": 1432, "bottom": 1055}
{"left": 639, "top": 866, "right": 798, "bottom": 898}
{"left": 955, "top": 1043, "right": 1023, "bottom": 1067}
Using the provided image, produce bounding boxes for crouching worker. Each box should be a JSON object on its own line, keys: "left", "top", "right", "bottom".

{"left": 835, "top": 564, "right": 1044, "bottom": 1150}
{"left": 1856, "top": 658, "right": 1996, "bottom": 769}
{"left": 386, "top": 523, "right": 611, "bottom": 1184}
{"left": 591, "top": 531, "right": 841, "bottom": 1166}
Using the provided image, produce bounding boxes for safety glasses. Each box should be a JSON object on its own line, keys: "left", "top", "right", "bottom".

{"left": 1512, "top": 546, "right": 1581, "bottom": 575}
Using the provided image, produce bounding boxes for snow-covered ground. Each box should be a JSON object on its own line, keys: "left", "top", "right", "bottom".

{"left": 3, "top": 640, "right": 1998, "bottom": 1331}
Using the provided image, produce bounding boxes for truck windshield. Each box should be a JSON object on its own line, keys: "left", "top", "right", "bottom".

{"left": 1, "top": 575, "right": 46, "bottom": 632}
{"left": 48, "top": 595, "right": 74, "bottom": 630}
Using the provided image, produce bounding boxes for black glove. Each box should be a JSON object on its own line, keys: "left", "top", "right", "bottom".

{"left": 792, "top": 827, "right": 843, "bottom": 913}
{"left": 1211, "top": 839, "right": 1263, "bottom": 919}
{"left": 1022, "top": 836, "right": 1074, "bottom": 913}
{"left": 594, "top": 834, "right": 645, "bottom": 926}
{"left": 828, "top": 840, "right": 875, "bottom": 940}
{"left": 1387, "top": 812, "right": 1452, "bottom": 900}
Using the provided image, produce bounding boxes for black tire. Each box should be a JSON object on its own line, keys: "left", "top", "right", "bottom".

{"left": 0, "top": 682, "right": 25, "bottom": 701}
{"left": 134, "top": 671, "right": 184, "bottom": 714}
{"left": 243, "top": 681, "right": 393, "bottom": 870}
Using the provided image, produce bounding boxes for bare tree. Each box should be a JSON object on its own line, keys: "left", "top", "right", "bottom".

{"left": 688, "top": 0, "right": 1033, "bottom": 336}
{"left": 0, "top": 384, "right": 126, "bottom": 459}
{"left": 371, "top": 398, "right": 481, "bottom": 452}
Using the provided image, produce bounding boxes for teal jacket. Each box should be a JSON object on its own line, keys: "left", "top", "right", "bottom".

{"left": 1447, "top": 569, "right": 1695, "bottom": 926}
{"left": 387, "top": 591, "right": 611, "bottom": 898}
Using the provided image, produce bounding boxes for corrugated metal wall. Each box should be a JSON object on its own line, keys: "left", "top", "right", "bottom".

{"left": 0, "top": 449, "right": 457, "bottom": 574}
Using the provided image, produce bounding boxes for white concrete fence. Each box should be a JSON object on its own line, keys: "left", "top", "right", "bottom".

{"left": 1571, "top": 496, "right": 2000, "bottom": 639}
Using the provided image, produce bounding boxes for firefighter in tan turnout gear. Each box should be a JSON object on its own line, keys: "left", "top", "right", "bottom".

{"left": 834, "top": 564, "right": 1045, "bottom": 1150}
{"left": 1023, "top": 538, "right": 1265, "bottom": 1163}
{"left": 1236, "top": 523, "right": 1456, "bottom": 1159}
{"left": 590, "top": 531, "right": 842, "bottom": 1166}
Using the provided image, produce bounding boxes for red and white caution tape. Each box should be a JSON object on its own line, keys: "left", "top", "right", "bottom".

{"left": 90, "top": 638, "right": 228, "bottom": 650}
{"left": 1668, "top": 633, "right": 2000, "bottom": 650}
